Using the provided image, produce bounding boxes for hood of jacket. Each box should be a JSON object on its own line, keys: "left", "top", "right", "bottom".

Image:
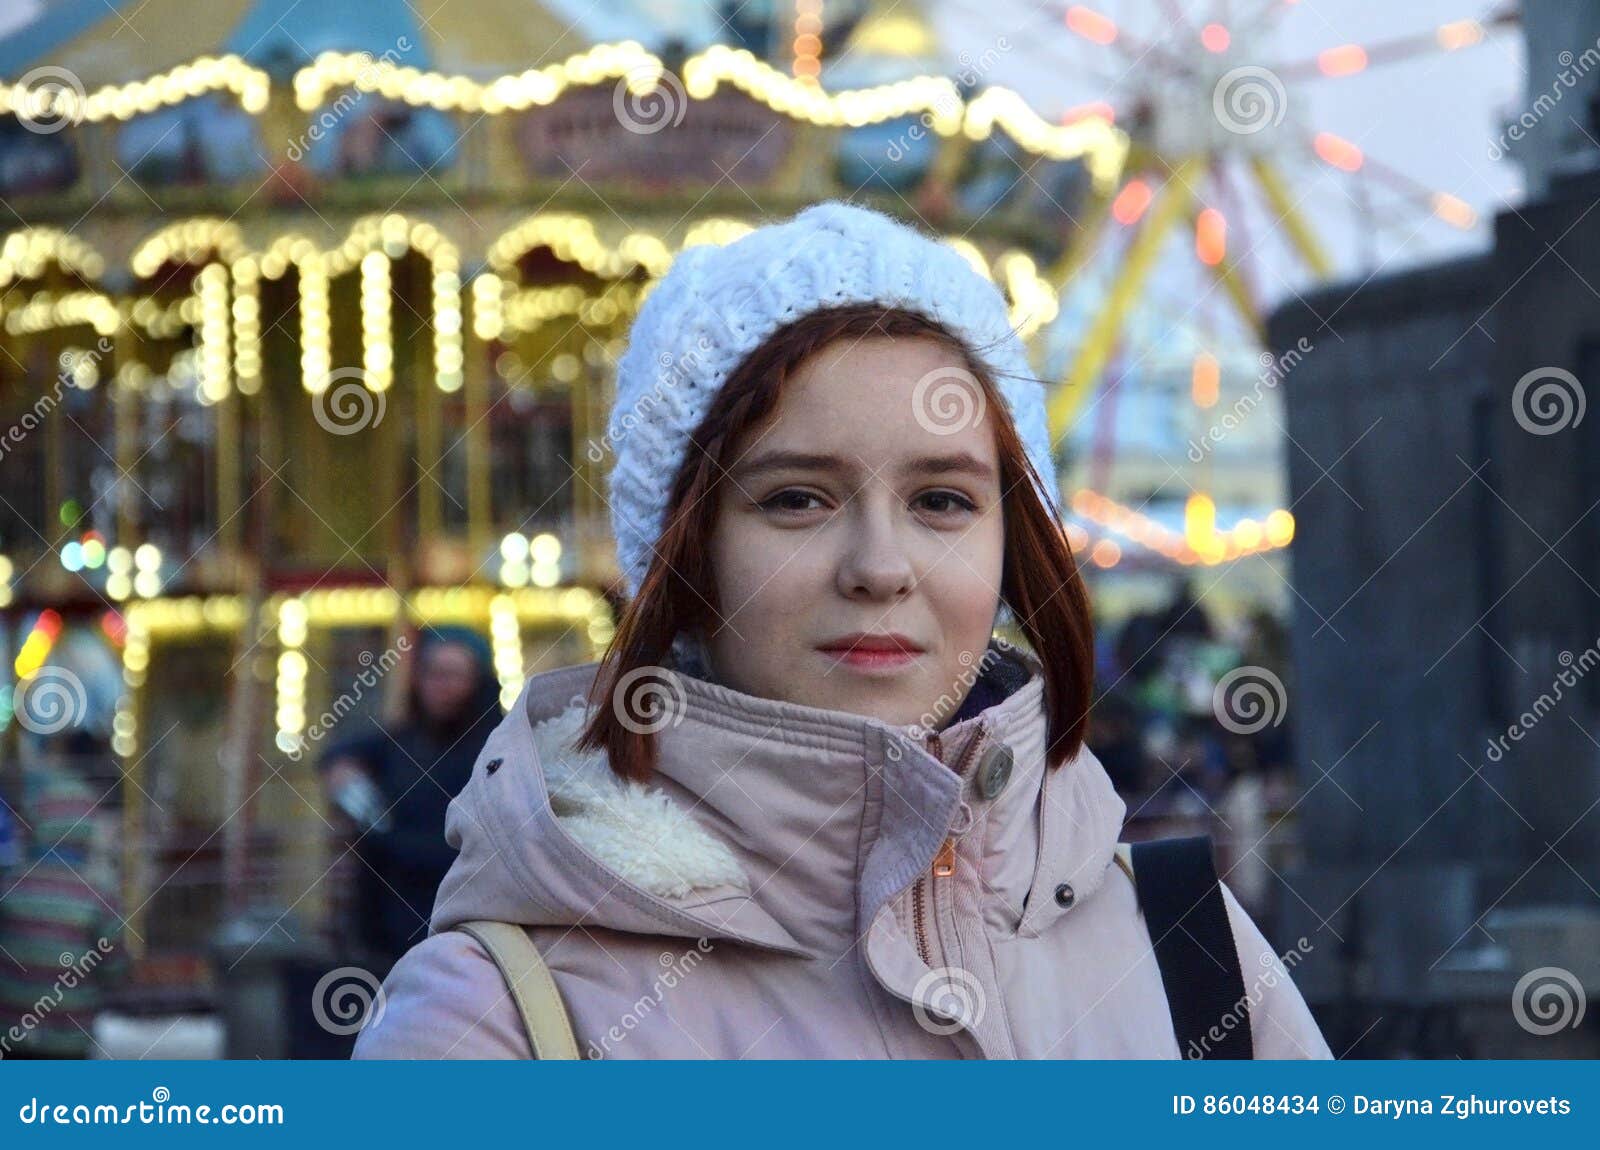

{"left": 427, "top": 637, "right": 1128, "bottom": 963}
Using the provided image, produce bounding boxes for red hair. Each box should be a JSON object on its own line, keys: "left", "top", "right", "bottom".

{"left": 579, "top": 304, "right": 1095, "bottom": 782}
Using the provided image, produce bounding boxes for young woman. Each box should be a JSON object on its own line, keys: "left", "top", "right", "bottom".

{"left": 353, "top": 202, "right": 1332, "bottom": 1060}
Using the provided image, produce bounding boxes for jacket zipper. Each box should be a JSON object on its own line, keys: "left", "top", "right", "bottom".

{"left": 911, "top": 724, "right": 986, "bottom": 966}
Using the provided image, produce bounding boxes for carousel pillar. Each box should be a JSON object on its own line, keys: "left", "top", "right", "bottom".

{"left": 113, "top": 323, "right": 138, "bottom": 547}
{"left": 216, "top": 370, "right": 242, "bottom": 559}
{"left": 417, "top": 346, "right": 441, "bottom": 540}
{"left": 465, "top": 277, "right": 495, "bottom": 562}
{"left": 572, "top": 349, "right": 599, "bottom": 585}
{"left": 220, "top": 559, "right": 266, "bottom": 918}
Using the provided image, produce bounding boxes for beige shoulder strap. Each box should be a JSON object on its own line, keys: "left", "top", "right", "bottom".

{"left": 454, "top": 920, "right": 580, "bottom": 1060}
{"left": 1113, "top": 842, "right": 1137, "bottom": 888}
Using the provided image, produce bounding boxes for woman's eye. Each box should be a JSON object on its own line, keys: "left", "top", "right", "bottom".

{"left": 916, "top": 491, "right": 978, "bottom": 517}
{"left": 761, "top": 489, "right": 826, "bottom": 514}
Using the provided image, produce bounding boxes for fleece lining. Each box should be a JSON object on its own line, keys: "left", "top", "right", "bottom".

{"left": 527, "top": 697, "right": 750, "bottom": 899}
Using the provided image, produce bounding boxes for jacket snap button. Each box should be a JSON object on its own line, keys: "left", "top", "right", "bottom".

{"left": 975, "top": 744, "right": 1014, "bottom": 801}
{"left": 1054, "top": 883, "right": 1075, "bottom": 909}
{"left": 484, "top": 757, "right": 503, "bottom": 775}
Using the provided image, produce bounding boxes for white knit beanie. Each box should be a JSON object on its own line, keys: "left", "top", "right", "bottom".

{"left": 604, "top": 200, "right": 1059, "bottom": 602}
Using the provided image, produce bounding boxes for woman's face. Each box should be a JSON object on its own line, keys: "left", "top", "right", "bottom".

{"left": 416, "top": 641, "right": 480, "bottom": 724}
{"left": 701, "top": 335, "right": 1006, "bottom": 729}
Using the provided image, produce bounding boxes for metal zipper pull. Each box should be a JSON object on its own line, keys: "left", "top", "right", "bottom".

{"left": 932, "top": 837, "right": 956, "bottom": 877}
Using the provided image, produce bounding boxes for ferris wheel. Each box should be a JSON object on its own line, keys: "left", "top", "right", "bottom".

{"left": 992, "top": 0, "right": 1522, "bottom": 436}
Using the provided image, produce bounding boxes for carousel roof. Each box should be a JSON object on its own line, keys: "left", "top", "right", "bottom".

{"left": 0, "top": 0, "right": 725, "bottom": 81}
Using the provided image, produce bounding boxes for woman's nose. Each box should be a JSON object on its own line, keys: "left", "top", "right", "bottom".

{"left": 835, "top": 504, "right": 916, "bottom": 599}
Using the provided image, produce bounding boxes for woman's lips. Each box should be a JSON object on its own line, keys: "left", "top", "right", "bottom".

{"left": 815, "top": 642, "right": 924, "bottom": 671}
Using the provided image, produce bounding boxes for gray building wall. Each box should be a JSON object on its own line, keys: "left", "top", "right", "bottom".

{"left": 1265, "top": 168, "right": 1600, "bottom": 1027}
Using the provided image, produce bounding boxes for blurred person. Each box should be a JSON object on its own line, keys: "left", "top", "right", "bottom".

{"left": 353, "top": 203, "right": 1330, "bottom": 1060}
{"left": 1217, "top": 738, "right": 1275, "bottom": 936}
{"left": 0, "top": 788, "right": 17, "bottom": 872}
{"left": 1084, "top": 686, "right": 1147, "bottom": 793}
{"left": 0, "top": 729, "right": 126, "bottom": 1059}
{"left": 318, "top": 625, "right": 503, "bottom": 978}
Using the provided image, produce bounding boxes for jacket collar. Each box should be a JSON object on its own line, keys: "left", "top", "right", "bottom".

{"left": 430, "top": 637, "right": 1126, "bottom": 963}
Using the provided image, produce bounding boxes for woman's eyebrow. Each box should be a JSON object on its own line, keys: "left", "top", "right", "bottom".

{"left": 733, "top": 450, "right": 855, "bottom": 479}
{"left": 903, "top": 452, "right": 997, "bottom": 481}
{"left": 735, "top": 450, "right": 997, "bottom": 483}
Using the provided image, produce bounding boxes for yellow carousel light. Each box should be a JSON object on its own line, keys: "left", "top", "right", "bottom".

{"left": 198, "top": 263, "right": 231, "bottom": 402}
{"left": 530, "top": 533, "right": 562, "bottom": 564}
{"left": 232, "top": 258, "right": 262, "bottom": 394}
{"left": 490, "top": 593, "right": 525, "bottom": 708}
{"left": 300, "top": 256, "right": 331, "bottom": 392}
{"left": 472, "top": 274, "right": 504, "bottom": 341}
{"left": 1265, "top": 509, "right": 1295, "bottom": 547}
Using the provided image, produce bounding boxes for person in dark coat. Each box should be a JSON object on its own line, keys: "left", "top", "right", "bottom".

{"left": 318, "top": 625, "right": 504, "bottom": 977}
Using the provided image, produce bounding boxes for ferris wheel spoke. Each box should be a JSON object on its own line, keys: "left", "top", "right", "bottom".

{"left": 1247, "top": 156, "right": 1335, "bottom": 279}
{"left": 1208, "top": 159, "right": 1265, "bottom": 319}
{"left": 1059, "top": 3, "right": 1199, "bottom": 79}
{"left": 1274, "top": 13, "right": 1513, "bottom": 81}
{"left": 1303, "top": 133, "right": 1478, "bottom": 230}
{"left": 1049, "top": 156, "right": 1204, "bottom": 440}
{"left": 1188, "top": 205, "right": 1267, "bottom": 343}
{"left": 1155, "top": 0, "right": 1195, "bottom": 36}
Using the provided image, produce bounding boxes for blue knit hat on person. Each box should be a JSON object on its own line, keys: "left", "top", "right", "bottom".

{"left": 605, "top": 200, "right": 1060, "bottom": 602}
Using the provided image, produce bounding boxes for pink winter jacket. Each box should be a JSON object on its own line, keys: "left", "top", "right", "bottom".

{"left": 353, "top": 640, "right": 1333, "bottom": 1059}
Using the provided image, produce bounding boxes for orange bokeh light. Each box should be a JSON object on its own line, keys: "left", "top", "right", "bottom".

{"left": 1112, "top": 179, "right": 1153, "bottom": 225}
{"left": 1192, "top": 352, "right": 1221, "bottom": 407}
{"left": 1065, "top": 5, "right": 1118, "bottom": 45}
{"left": 1314, "top": 132, "right": 1364, "bottom": 171}
{"left": 1201, "top": 23, "right": 1231, "bottom": 53}
{"left": 1318, "top": 44, "right": 1369, "bottom": 77}
{"left": 1195, "top": 208, "right": 1227, "bottom": 266}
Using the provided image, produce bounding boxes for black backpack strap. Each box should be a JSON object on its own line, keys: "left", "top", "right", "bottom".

{"left": 1127, "top": 835, "right": 1253, "bottom": 1059}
